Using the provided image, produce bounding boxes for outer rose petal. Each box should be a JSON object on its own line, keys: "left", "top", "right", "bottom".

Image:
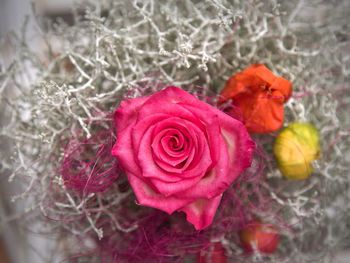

{"left": 127, "top": 172, "right": 194, "bottom": 214}
{"left": 218, "top": 110, "right": 255, "bottom": 172}
{"left": 114, "top": 96, "right": 149, "bottom": 131}
{"left": 177, "top": 135, "right": 229, "bottom": 199}
{"left": 140, "top": 86, "right": 201, "bottom": 108}
{"left": 179, "top": 104, "right": 222, "bottom": 169}
{"left": 180, "top": 195, "right": 223, "bottom": 230}
{"left": 112, "top": 124, "right": 141, "bottom": 176}
{"left": 138, "top": 98, "right": 205, "bottom": 131}
{"left": 177, "top": 105, "right": 254, "bottom": 199}
{"left": 112, "top": 96, "right": 149, "bottom": 176}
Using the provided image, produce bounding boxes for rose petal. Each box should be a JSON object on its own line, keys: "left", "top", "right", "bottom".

{"left": 180, "top": 194, "right": 223, "bottom": 230}
{"left": 141, "top": 86, "right": 201, "bottom": 108}
{"left": 138, "top": 98, "right": 206, "bottom": 133}
{"left": 132, "top": 113, "right": 170, "bottom": 150}
{"left": 219, "top": 115, "right": 255, "bottom": 173}
{"left": 177, "top": 107, "right": 254, "bottom": 199}
{"left": 138, "top": 125, "right": 184, "bottom": 183}
{"left": 149, "top": 172, "right": 207, "bottom": 197}
{"left": 180, "top": 104, "right": 221, "bottom": 169}
{"left": 112, "top": 124, "right": 141, "bottom": 176}
{"left": 153, "top": 145, "right": 196, "bottom": 174}
{"left": 177, "top": 134, "right": 230, "bottom": 199}
{"left": 114, "top": 96, "right": 149, "bottom": 131}
{"left": 127, "top": 172, "right": 194, "bottom": 214}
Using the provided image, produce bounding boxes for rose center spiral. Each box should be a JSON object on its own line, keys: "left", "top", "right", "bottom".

{"left": 160, "top": 130, "right": 187, "bottom": 156}
{"left": 151, "top": 124, "right": 197, "bottom": 172}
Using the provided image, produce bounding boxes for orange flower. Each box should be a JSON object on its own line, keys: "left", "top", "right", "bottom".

{"left": 219, "top": 64, "right": 292, "bottom": 133}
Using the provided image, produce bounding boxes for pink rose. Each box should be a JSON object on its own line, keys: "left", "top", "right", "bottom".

{"left": 112, "top": 87, "right": 254, "bottom": 230}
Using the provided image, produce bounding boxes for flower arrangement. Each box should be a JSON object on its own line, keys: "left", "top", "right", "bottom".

{"left": 0, "top": 0, "right": 349, "bottom": 262}
{"left": 112, "top": 86, "right": 254, "bottom": 230}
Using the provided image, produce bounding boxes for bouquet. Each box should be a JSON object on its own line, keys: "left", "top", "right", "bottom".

{"left": 1, "top": 0, "right": 349, "bottom": 262}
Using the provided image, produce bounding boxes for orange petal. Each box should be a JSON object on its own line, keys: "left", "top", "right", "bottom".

{"left": 270, "top": 77, "right": 292, "bottom": 101}
{"left": 242, "top": 64, "right": 277, "bottom": 85}
{"left": 234, "top": 92, "right": 285, "bottom": 133}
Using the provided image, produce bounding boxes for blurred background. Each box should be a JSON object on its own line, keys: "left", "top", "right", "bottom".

{"left": 1, "top": 1, "right": 75, "bottom": 262}
{"left": 0, "top": 0, "right": 349, "bottom": 262}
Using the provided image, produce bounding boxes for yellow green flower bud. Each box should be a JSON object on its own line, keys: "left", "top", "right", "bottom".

{"left": 273, "top": 122, "right": 320, "bottom": 180}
